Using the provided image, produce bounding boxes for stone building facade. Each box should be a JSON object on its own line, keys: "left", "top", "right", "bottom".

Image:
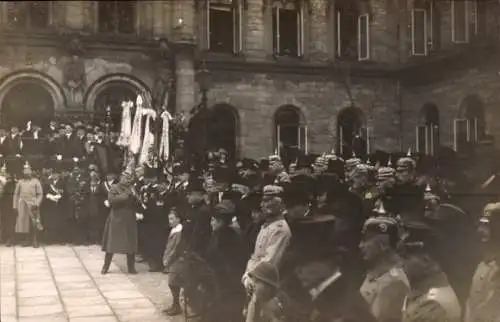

{"left": 0, "top": 0, "right": 499, "bottom": 160}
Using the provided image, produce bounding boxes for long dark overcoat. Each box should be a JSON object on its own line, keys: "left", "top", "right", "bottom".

{"left": 101, "top": 181, "right": 138, "bottom": 254}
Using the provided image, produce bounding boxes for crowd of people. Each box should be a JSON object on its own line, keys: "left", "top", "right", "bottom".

{"left": 0, "top": 117, "right": 499, "bottom": 322}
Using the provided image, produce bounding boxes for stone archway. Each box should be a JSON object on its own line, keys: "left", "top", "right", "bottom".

{"left": 337, "top": 107, "right": 365, "bottom": 158}
{"left": 93, "top": 82, "right": 138, "bottom": 131}
{"left": 0, "top": 71, "right": 65, "bottom": 127}
{"left": 207, "top": 104, "right": 239, "bottom": 159}
{"left": 85, "top": 74, "right": 151, "bottom": 131}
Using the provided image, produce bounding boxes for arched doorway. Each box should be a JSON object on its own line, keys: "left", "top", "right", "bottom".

{"left": 207, "top": 104, "right": 238, "bottom": 160}
{"left": 93, "top": 82, "right": 138, "bottom": 131}
{"left": 1, "top": 81, "right": 55, "bottom": 128}
{"left": 337, "top": 107, "right": 365, "bottom": 158}
{"left": 274, "top": 105, "right": 305, "bottom": 165}
{"left": 416, "top": 103, "right": 440, "bottom": 155}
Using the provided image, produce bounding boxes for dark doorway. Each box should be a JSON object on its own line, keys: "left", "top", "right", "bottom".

{"left": 462, "top": 95, "right": 485, "bottom": 141}
{"left": 207, "top": 105, "right": 238, "bottom": 160}
{"left": 337, "top": 107, "right": 364, "bottom": 158}
{"left": 94, "top": 82, "right": 137, "bottom": 131}
{"left": 1, "top": 81, "right": 55, "bottom": 128}
{"left": 274, "top": 106, "right": 303, "bottom": 165}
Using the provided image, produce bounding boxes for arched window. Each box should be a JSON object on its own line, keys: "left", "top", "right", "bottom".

{"left": 1, "top": 81, "right": 55, "bottom": 128}
{"left": 274, "top": 106, "right": 307, "bottom": 162}
{"left": 416, "top": 103, "right": 439, "bottom": 155}
{"left": 93, "top": 82, "right": 137, "bottom": 132}
{"left": 207, "top": 104, "right": 239, "bottom": 160}
{"left": 454, "top": 95, "right": 485, "bottom": 152}
{"left": 337, "top": 107, "right": 367, "bottom": 158}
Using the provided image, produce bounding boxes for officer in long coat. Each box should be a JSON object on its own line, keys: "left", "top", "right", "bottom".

{"left": 101, "top": 170, "right": 138, "bottom": 275}
{"left": 359, "top": 207, "right": 410, "bottom": 322}
{"left": 464, "top": 202, "right": 500, "bottom": 322}
{"left": 13, "top": 162, "right": 43, "bottom": 247}
{"left": 242, "top": 185, "right": 292, "bottom": 322}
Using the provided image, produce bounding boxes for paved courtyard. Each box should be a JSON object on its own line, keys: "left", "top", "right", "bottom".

{"left": 0, "top": 245, "right": 184, "bottom": 322}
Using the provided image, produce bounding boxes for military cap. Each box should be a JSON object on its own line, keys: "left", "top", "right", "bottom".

{"left": 314, "top": 155, "right": 328, "bottom": 167}
{"left": 262, "top": 185, "right": 284, "bottom": 197}
{"left": 396, "top": 157, "right": 416, "bottom": 170}
{"left": 376, "top": 167, "right": 396, "bottom": 180}
{"left": 268, "top": 151, "right": 281, "bottom": 163}
{"left": 232, "top": 183, "right": 250, "bottom": 196}
{"left": 345, "top": 157, "right": 361, "bottom": 170}
{"left": 362, "top": 215, "right": 401, "bottom": 242}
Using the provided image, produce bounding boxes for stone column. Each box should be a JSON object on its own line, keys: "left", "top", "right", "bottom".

{"left": 309, "top": 0, "right": 330, "bottom": 62}
{"left": 245, "top": 0, "right": 267, "bottom": 60}
{"left": 175, "top": 52, "right": 195, "bottom": 115}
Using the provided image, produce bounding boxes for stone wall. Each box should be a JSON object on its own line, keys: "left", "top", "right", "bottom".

{"left": 402, "top": 60, "right": 500, "bottom": 150}
{"left": 196, "top": 70, "right": 399, "bottom": 159}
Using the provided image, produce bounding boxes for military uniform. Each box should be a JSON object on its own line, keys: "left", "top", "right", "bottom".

{"left": 402, "top": 274, "right": 461, "bottom": 322}
{"left": 360, "top": 215, "right": 410, "bottom": 322}
{"left": 464, "top": 259, "right": 500, "bottom": 322}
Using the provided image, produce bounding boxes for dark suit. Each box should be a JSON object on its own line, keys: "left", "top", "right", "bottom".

{"left": 41, "top": 178, "right": 67, "bottom": 243}
{"left": 92, "top": 142, "right": 109, "bottom": 174}
{"left": 5, "top": 134, "right": 23, "bottom": 176}
{"left": 88, "top": 183, "right": 107, "bottom": 244}
{"left": 0, "top": 179, "right": 16, "bottom": 243}
{"left": 22, "top": 131, "right": 46, "bottom": 171}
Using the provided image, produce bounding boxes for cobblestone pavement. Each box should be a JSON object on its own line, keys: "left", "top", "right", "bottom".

{"left": 0, "top": 245, "right": 184, "bottom": 322}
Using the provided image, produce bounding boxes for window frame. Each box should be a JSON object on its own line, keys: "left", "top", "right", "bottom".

{"left": 4, "top": 1, "right": 54, "bottom": 30}
{"left": 96, "top": 0, "right": 138, "bottom": 35}
{"left": 205, "top": 0, "right": 243, "bottom": 54}
{"left": 272, "top": 1, "right": 305, "bottom": 58}
{"left": 357, "top": 13, "right": 370, "bottom": 61}
{"left": 411, "top": 8, "right": 428, "bottom": 56}
{"left": 451, "top": 0, "right": 469, "bottom": 44}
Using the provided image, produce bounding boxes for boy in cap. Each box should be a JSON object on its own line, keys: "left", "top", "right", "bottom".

{"left": 242, "top": 185, "right": 291, "bottom": 322}
{"left": 359, "top": 207, "right": 410, "bottom": 322}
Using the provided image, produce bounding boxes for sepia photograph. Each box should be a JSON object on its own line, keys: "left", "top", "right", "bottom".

{"left": 0, "top": 0, "right": 499, "bottom": 321}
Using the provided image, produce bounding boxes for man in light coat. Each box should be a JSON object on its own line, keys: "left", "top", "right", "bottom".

{"left": 13, "top": 162, "right": 43, "bottom": 247}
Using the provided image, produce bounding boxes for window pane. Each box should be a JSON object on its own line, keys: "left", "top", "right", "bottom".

{"left": 337, "top": 9, "right": 358, "bottom": 59}
{"left": 358, "top": 15, "right": 369, "bottom": 59}
{"left": 7, "top": 2, "right": 28, "bottom": 28}
{"left": 272, "top": 8, "right": 278, "bottom": 54}
{"left": 455, "top": 119, "right": 468, "bottom": 152}
{"left": 413, "top": 10, "right": 426, "bottom": 55}
{"left": 453, "top": 0, "right": 467, "bottom": 42}
{"left": 416, "top": 126, "right": 427, "bottom": 153}
{"left": 117, "top": 2, "right": 136, "bottom": 34}
{"left": 209, "top": 6, "right": 234, "bottom": 53}
{"left": 98, "top": 2, "right": 116, "bottom": 33}
{"left": 278, "top": 124, "right": 299, "bottom": 148}
{"left": 29, "top": 2, "right": 50, "bottom": 29}
{"left": 279, "top": 9, "right": 298, "bottom": 57}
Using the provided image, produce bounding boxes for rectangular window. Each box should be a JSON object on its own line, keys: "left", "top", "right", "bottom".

{"left": 204, "top": 0, "right": 242, "bottom": 54}
{"left": 469, "top": 0, "right": 487, "bottom": 38}
{"left": 98, "top": 1, "right": 136, "bottom": 34}
{"left": 357, "top": 14, "right": 370, "bottom": 60}
{"left": 415, "top": 125, "right": 439, "bottom": 155}
{"left": 336, "top": 8, "right": 358, "bottom": 59}
{"left": 453, "top": 119, "right": 469, "bottom": 152}
{"left": 411, "top": 9, "right": 428, "bottom": 55}
{"left": 6, "top": 1, "right": 51, "bottom": 29}
{"left": 467, "top": 118, "right": 478, "bottom": 142}
{"left": 272, "top": 3, "right": 304, "bottom": 57}
{"left": 452, "top": 0, "right": 468, "bottom": 43}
